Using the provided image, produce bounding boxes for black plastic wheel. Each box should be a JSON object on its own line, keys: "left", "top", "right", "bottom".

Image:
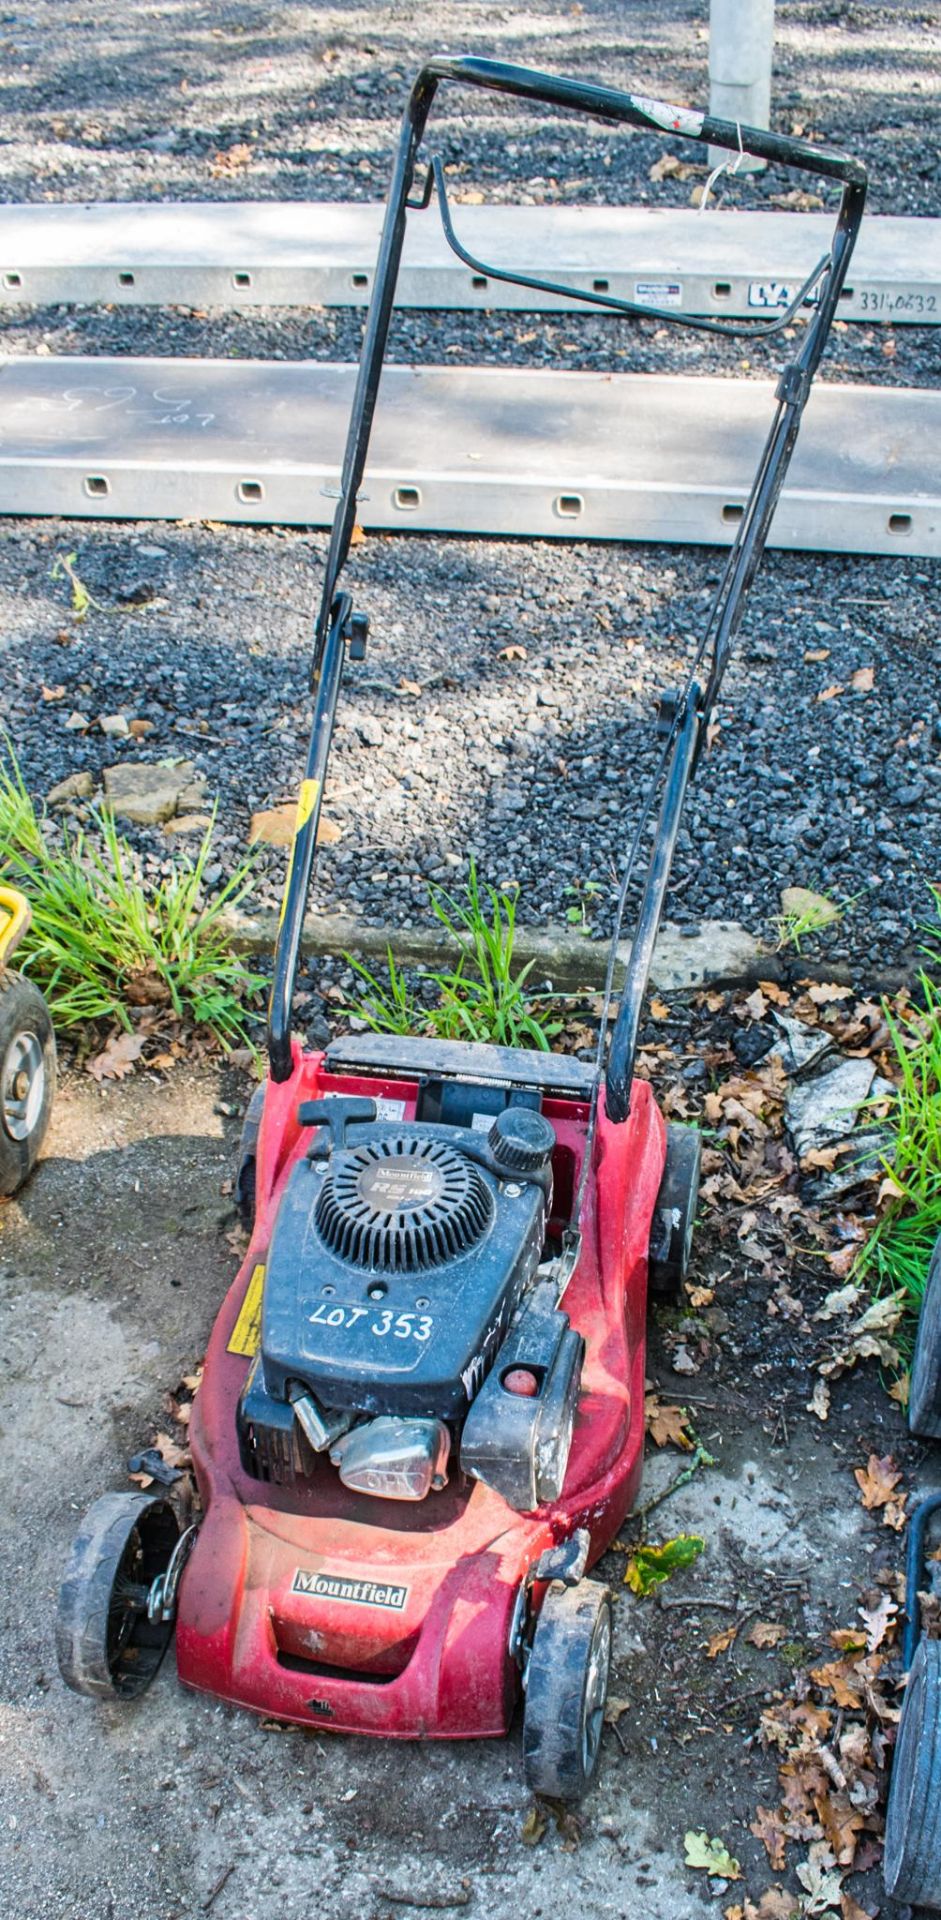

{"left": 884, "top": 1638, "right": 941, "bottom": 1908}
{"left": 648, "top": 1122, "right": 702, "bottom": 1303}
{"left": 0, "top": 970, "right": 56, "bottom": 1197}
{"left": 522, "top": 1579, "right": 612, "bottom": 1800}
{"left": 235, "top": 1082, "right": 266, "bottom": 1234}
{"left": 56, "top": 1491, "right": 180, "bottom": 1700}
{"left": 910, "top": 1236, "right": 941, "bottom": 1440}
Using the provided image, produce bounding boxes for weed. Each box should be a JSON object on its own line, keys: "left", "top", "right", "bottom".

{"left": 345, "top": 860, "right": 561, "bottom": 1050}
{"left": 0, "top": 746, "right": 264, "bottom": 1048}
{"left": 563, "top": 877, "right": 604, "bottom": 935}
{"left": 51, "top": 551, "right": 103, "bottom": 621}
{"left": 859, "top": 967, "right": 941, "bottom": 1315}
{"left": 774, "top": 885, "right": 845, "bottom": 953}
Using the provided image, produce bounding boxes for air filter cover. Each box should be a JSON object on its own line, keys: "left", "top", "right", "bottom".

{"left": 315, "top": 1135, "right": 493, "bottom": 1272}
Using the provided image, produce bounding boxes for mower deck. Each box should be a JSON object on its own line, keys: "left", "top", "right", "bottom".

{"left": 176, "top": 1046, "right": 662, "bottom": 1739}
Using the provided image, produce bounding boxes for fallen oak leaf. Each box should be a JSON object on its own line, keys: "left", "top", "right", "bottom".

{"left": 747, "top": 1621, "right": 788, "bottom": 1649}
{"left": 624, "top": 1533, "right": 705, "bottom": 1596}
{"left": 859, "top": 1592, "right": 898, "bottom": 1651}
{"left": 707, "top": 1622, "right": 739, "bottom": 1659}
{"left": 807, "top": 1377, "right": 831, "bottom": 1422}
{"left": 644, "top": 1392, "right": 694, "bottom": 1450}
{"left": 850, "top": 666, "right": 875, "bottom": 693}
{"left": 684, "top": 1831, "right": 741, "bottom": 1880}
{"left": 854, "top": 1452, "right": 902, "bottom": 1510}
{"left": 816, "top": 682, "right": 845, "bottom": 702}
{"left": 750, "top": 1806, "right": 787, "bottom": 1872}
{"left": 86, "top": 1031, "right": 145, "bottom": 1083}
{"left": 520, "top": 1804, "right": 546, "bottom": 1847}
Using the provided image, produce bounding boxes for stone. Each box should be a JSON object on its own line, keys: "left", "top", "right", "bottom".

{"left": 103, "top": 759, "right": 205, "bottom": 827}
{"left": 47, "top": 770, "right": 94, "bottom": 805}
{"left": 163, "top": 813, "right": 213, "bottom": 836}
{"left": 249, "top": 803, "right": 342, "bottom": 848}
{"left": 99, "top": 713, "right": 130, "bottom": 738}
{"left": 63, "top": 712, "right": 89, "bottom": 732}
{"left": 786, "top": 1056, "right": 877, "bottom": 1158}
{"left": 771, "top": 1011, "right": 835, "bottom": 1078}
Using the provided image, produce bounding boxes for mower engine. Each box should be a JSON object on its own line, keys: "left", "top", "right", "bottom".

{"left": 237, "top": 1094, "right": 584, "bottom": 1511}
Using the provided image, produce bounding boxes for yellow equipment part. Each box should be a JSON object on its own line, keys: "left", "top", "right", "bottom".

{"left": 0, "top": 885, "right": 31, "bottom": 964}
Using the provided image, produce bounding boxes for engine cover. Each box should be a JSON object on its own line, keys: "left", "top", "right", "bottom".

{"left": 260, "top": 1122, "right": 549, "bottom": 1421}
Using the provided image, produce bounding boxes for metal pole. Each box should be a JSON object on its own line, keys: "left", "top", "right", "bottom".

{"left": 708, "top": 0, "right": 775, "bottom": 173}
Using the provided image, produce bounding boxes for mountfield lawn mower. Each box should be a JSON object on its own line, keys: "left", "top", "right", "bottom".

{"left": 56, "top": 53, "right": 909, "bottom": 1825}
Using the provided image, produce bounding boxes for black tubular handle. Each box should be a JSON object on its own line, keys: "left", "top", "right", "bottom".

{"left": 417, "top": 55, "right": 867, "bottom": 185}
{"left": 269, "top": 54, "right": 866, "bottom": 1087}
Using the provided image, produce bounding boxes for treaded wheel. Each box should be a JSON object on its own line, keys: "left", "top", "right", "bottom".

{"left": 884, "top": 1639, "right": 941, "bottom": 1908}
{"left": 910, "top": 1235, "right": 941, "bottom": 1439}
{"left": 56, "top": 1491, "right": 180, "bottom": 1700}
{"left": 648, "top": 1122, "right": 701, "bottom": 1303}
{"left": 0, "top": 970, "right": 56, "bottom": 1197}
{"left": 235, "top": 1082, "right": 266, "bottom": 1234}
{"left": 522, "top": 1579, "right": 612, "bottom": 1800}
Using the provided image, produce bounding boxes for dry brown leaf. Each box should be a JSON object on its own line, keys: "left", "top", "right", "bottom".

{"left": 850, "top": 666, "right": 875, "bottom": 693}
{"left": 840, "top": 1894, "right": 875, "bottom": 1920}
{"left": 807, "top": 1377, "right": 831, "bottom": 1422}
{"left": 349, "top": 523, "right": 366, "bottom": 546}
{"left": 210, "top": 142, "right": 253, "bottom": 177}
{"left": 41, "top": 683, "right": 66, "bottom": 701}
{"left": 859, "top": 1593, "right": 897, "bottom": 1651}
{"left": 707, "top": 1623, "right": 738, "bottom": 1659}
{"left": 742, "top": 986, "right": 768, "bottom": 1021}
{"left": 86, "top": 1031, "right": 145, "bottom": 1083}
{"left": 747, "top": 1621, "right": 787, "bottom": 1649}
{"left": 817, "top": 682, "right": 845, "bottom": 702}
{"left": 153, "top": 1430, "right": 190, "bottom": 1470}
{"left": 854, "top": 1452, "right": 902, "bottom": 1510}
{"left": 803, "top": 647, "right": 830, "bottom": 662}
{"left": 806, "top": 981, "right": 853, "bottom": 1005}
{"left": 757, "top": 979, "right": 790, "bottom": 1005}
{"left": 644, "top": 1393, "right": 694, "bottom": 1450}
{"left": 750, "top": 1806, "right": 787, "bottom": 1871}
{"left": 498, "top": 644, "right": 527, "bottom": 661}
{"left": 687, "top": 1285, "right": 715, "bottom": 1309}
{"left": 649, "top": 997, "right": 671, "bottom": 1022}
{"left": 887, "top": 1372, "right": 910, "bottom": 1408}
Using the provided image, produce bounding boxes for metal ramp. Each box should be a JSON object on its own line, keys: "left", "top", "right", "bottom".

{"left": 0, "top": 203, "right": 937, "bottom": 323}
{"left": 0, "top": 356, "right": 936, "bottom": 555}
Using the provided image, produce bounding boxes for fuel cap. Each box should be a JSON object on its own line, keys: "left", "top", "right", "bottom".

{"left": 488, "top": 1106, "right": 555, "bottom": 1174}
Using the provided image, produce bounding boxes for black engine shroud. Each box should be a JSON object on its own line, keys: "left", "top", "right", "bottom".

{"left": 259, "top": 1119, "right": 549, "bottom": 1422}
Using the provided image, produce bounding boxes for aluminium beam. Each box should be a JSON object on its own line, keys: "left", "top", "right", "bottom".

{"left": 0, "top": 357, "right": 936, "bottom": 557}
{"left": 0, "top": 203, "right": 937, "bottom": 324}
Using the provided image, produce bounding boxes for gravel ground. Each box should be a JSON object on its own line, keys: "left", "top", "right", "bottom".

{"left": 0, "top": 0, "right": 939, "bottom": 971}
{"left": 1, "top": 521, "right": 938, "bottom": 970}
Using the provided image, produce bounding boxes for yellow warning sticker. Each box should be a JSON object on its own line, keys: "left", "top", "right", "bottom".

{"left": 295, "top": 778, "right": 320, "bottom": 833}
{"left": 227, "top": 1263, "right": 266, "bottom": 1357}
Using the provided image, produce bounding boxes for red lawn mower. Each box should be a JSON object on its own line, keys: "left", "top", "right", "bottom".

{"left": 57, "top": 58, "right": 866, "bottom": 1799}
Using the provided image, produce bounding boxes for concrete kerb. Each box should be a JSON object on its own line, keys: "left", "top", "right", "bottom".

{"left": 224, "top": 909, "right": 917, "bottom": 998}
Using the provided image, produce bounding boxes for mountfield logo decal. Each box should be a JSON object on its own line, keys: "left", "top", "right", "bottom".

{"left": 292, "top": 1569, "right": 409, "bottom": 1611}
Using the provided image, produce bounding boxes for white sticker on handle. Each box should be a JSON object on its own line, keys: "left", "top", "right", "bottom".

{"left": 632, "top": 94, "right": 705, "bottom": 137}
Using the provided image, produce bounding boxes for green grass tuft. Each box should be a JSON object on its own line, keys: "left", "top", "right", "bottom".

{"left": 0, "top": 746, "right": 265, "bottom": 1049}
{"left": 859, "top": 951, "right": 941, "bottom": 1315}
{"left": 345, "top": 859, "right": 561, "bottom": 1051}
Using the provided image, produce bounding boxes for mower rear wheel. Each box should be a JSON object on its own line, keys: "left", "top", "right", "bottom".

{"left": 235, "top": 1082, "right": 265, "bottom": 1234}
{"left": 909, "top": 1235, "right": 941, "bottom": 1439}
{"left": 648, "top": 1123, "right": 701, "bottom": 1303}
{"left": 522, "top": 1579, "right": 612, "bottom": 1800}
{"left": 0, "top": 970, "right": 56, "bottom": 1196}
{"left": 56, "top": 1491, "right": 181, "bottom": 1700}
{"left": 883, "top": 1638, "right": 941, "bottom": 1908}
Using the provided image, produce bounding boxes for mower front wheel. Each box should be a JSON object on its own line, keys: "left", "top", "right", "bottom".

{"left": 648, "top": 1123, "right": 701, "bottom": 1303}
{"left": 56, "top": 1491, "right": 181, "bottom": 1700}
{"left": 909, "top": 1235, "right": 941, "bottom": 1439}
{"left": 0, "top": 970, "right": 56, "bottom": 1196}
{"left": 883, "top": 1638, "right": 941, "bottom": 1908}
{"left": 522, "top": 1579, "right": 612, "bottom": 1800}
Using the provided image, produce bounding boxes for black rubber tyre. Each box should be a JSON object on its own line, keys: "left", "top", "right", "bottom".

{"left": 235, "top": 1082, "right": 266, "bottom": 1234}
{"left": 884, "top": 1638, "right": 941, "bottom": 1908}
{"left": 56, "top": 1491, "right": 180, "bottom": 1700}
{"left": 0, "top": 970, "right": 56, "bottom": 1197}
{"left": 910, "top": 1236, "right": 941, "bottom": 1440}
{"left": 522, "top": 1579, "right": 612, "bottom": 1800}
{"left": 648, "top": 1122, "right": 702, "bottom": 1303}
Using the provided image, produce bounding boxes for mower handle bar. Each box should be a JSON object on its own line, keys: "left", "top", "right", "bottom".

{"left": 267, "top": 55, "right": 867, "bottom": 1090}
